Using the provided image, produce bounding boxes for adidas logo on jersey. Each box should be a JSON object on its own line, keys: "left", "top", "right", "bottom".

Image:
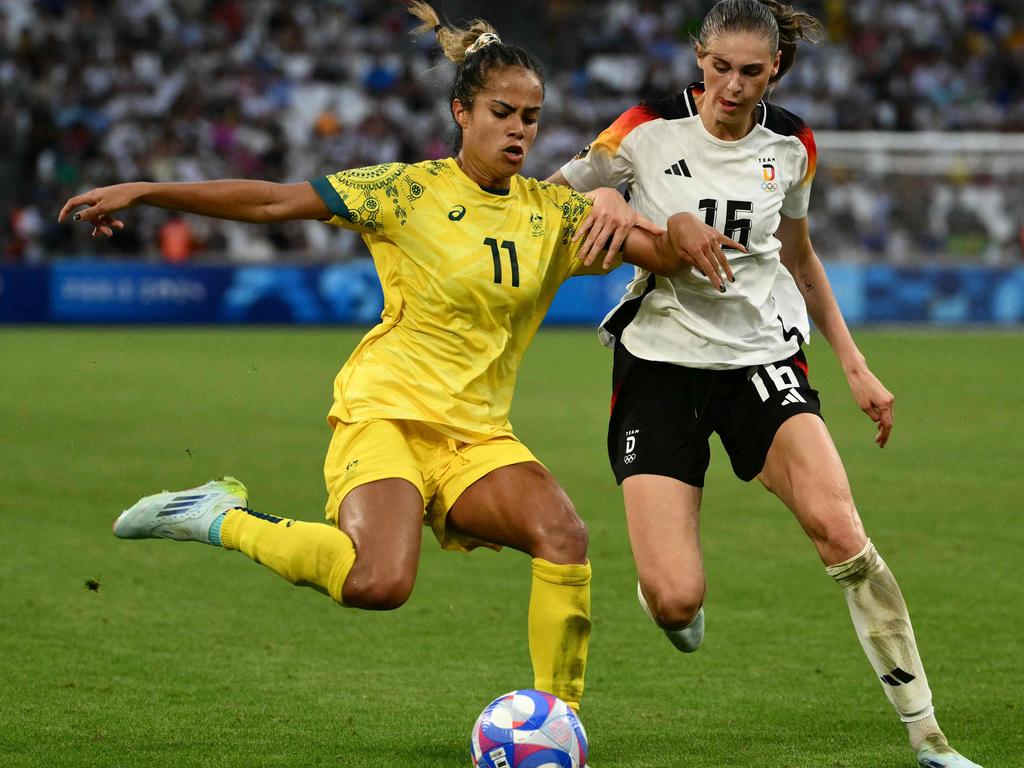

{"left": 664, "top": 158, "right": 691, "bottom": 177}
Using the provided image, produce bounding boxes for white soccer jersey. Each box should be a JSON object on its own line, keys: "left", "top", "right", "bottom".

{"left": 561, "top": 83, "right": 818, "bottom": 369}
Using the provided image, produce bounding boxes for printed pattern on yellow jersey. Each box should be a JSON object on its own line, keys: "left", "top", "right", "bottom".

{"left": 311, "top": 157, "right": 601, "bottom": 442}
{"left": 324, "top": 162, "right": 428, "bottom": 231}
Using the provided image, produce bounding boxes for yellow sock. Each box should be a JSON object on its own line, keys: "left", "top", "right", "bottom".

{"left": 528, "top": 558, "right": 592, "bottom": 713}
{"left": 220, "top": 508, "right": 355, "bottom": 605}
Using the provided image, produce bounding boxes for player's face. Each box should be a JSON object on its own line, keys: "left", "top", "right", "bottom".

{"left": 453, "top": 66, "right": 544, "bottom": 188}
{"left": 697, "top": 31, "right": 781, "bottom": 137}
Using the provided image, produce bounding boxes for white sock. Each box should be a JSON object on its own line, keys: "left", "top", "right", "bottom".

{"left": 906, "top": 712, "right": 950, "bottom": 752}
{"left": 827, "top": 541, "right": 936, "bottom": 736}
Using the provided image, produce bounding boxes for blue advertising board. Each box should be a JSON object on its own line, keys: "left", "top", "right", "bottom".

{"left": 2, "top": 261, "right": 1024, "bottom": 326}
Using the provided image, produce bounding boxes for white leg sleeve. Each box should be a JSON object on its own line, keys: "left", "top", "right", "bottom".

{"left": 826, "top": 540, "right": 934, "bottom": 722}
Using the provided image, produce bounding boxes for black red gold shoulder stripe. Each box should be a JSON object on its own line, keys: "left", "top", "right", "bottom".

{"left": 592, "top": 103, "right": 662, "bottom": 155}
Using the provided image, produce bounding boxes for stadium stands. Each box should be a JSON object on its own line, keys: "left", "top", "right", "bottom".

{"left": 2, "top": 0, "right": 1022, "bottom": 263}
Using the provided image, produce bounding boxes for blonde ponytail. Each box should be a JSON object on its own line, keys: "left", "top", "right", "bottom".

{"left": 406, "top": 1, "right": 545, "bottom": 152}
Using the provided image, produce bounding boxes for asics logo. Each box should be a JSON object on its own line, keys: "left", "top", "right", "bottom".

{"left": 448, "top": 205, "right": 466, "bottom": 221}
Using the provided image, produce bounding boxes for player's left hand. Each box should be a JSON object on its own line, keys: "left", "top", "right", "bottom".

{"left": 575, "top": 187, "right": 664, "bottom": 269}
{"left": 847, "top": 366, "right": 894, "bottom": 448}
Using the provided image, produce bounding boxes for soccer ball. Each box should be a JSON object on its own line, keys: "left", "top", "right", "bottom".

{"left": 470, "top": 689, "right": 588, "bottom": 768}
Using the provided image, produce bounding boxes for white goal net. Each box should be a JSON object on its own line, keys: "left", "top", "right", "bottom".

{"left": 810, "top": 132, "right": 1024, "bottom": 265}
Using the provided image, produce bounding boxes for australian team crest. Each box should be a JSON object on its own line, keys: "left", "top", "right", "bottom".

{"left": 530, "top": 212, "right": 544, "bottom": 237}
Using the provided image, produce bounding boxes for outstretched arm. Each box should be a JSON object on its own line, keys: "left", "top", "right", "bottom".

{"left": 59, "top": 180, "right": 330, "bottom": 236}
{"left": 777, "top": 214, "right": 895, "bottom": 447}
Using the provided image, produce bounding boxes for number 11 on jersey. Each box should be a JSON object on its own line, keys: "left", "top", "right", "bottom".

{"left": 484, "top": 237, "right": 520, "bottom": 287}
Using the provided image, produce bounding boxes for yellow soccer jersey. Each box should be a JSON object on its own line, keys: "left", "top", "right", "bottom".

{"left": 311, "top": 157, "right": 607, "bottom": 442}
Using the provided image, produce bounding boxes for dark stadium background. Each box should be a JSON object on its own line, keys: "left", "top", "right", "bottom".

{"left": 3, "top": 0, "right": 1023, "bottom": 274}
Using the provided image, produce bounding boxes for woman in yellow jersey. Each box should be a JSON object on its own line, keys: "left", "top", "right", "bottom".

{"left": 59, "top": 2, "right": 702, "bottom": 715}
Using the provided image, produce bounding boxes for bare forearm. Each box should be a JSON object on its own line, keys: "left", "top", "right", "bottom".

{"left": 778, "top": 217, "right": 894, "bottom": 444}
{"left": 622, "top": 226, "right": 670, "bottom": 274}
{"left": 546, "top": 169, "right": 570, "bottom": 186}
{"left": 134, "top": 180, "right": 310, "bottom": 223}
{"left": 60, "top": 176, "right": 328, "bottom": 237}
{"left": 621, "top": 212, "right": 739, "bottom": 287}
{"left": 790, "top": 252, "right": 865, "bottom": 372}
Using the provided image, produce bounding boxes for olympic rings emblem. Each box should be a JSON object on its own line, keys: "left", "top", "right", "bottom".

{"left": 761, "top": 182, "right": 778, "bottom": 192}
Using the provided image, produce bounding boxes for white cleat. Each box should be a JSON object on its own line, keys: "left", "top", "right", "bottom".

{"left": 916, "top": 737, "right": 984, "bottom": 768}
{"left": 636, "top": 582, "right": 705, "bottom": 653}
{"left": 113, "top": 477, "right": 248, "bottom": 544}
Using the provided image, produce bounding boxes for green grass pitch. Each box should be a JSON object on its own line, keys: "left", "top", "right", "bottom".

{"left": 1, "top": 327, "right": 1021, "bottom": 767}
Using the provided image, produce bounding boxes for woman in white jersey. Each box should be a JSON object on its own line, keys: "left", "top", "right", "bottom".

{"left": 551, "top": 1, "right": 981, "bottom": 766}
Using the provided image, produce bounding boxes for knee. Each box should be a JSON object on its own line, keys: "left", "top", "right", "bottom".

{"left": 532, "top": 501, "right": 589, "bottom": 563}
{"left": 806, "top": 503, "right": 868, "bottom": 566}
{"left": 342, "top": 572, "right": 415, "bottom": 611}
{"left": 641, "top": 581, "right": 704, "bottom": 630}
{"left": 817, "top": 527, "right": 868, "bottom": 566}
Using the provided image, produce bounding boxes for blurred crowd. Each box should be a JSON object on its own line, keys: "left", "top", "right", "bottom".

{"left": 3, "top": 0, "right": 1023, "bottom": 264}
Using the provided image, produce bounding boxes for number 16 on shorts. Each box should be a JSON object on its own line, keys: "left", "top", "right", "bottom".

{"left": 750, "top": 360, "right": 808, "bottom": 407}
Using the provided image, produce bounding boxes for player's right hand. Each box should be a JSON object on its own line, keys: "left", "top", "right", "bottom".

{"left": 664, "top": 212, "right": 745, "bottom": 292}
{"left": 59, "top": 182, "right": 146, "bottom": 237}
{"left": 846, "top": 365, "right": 895, "bottom": 448}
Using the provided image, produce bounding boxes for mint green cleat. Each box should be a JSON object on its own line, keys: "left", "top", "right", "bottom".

{"left": 636, "top": 582, "right": 705, "bottom": 653}
{"left": 113, "top": 477, "right": 248, "bottom": 544}
{"left": 917, "top": 738, "right": 984, "bottom": 768}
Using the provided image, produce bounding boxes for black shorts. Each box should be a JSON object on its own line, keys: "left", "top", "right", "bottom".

{"left": 608, "top": 342, "right": 822, "bottom": 487}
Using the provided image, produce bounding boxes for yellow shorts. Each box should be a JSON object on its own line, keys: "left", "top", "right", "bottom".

{"left": 323, "top": 419, "right": 540, "bottom": 552}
